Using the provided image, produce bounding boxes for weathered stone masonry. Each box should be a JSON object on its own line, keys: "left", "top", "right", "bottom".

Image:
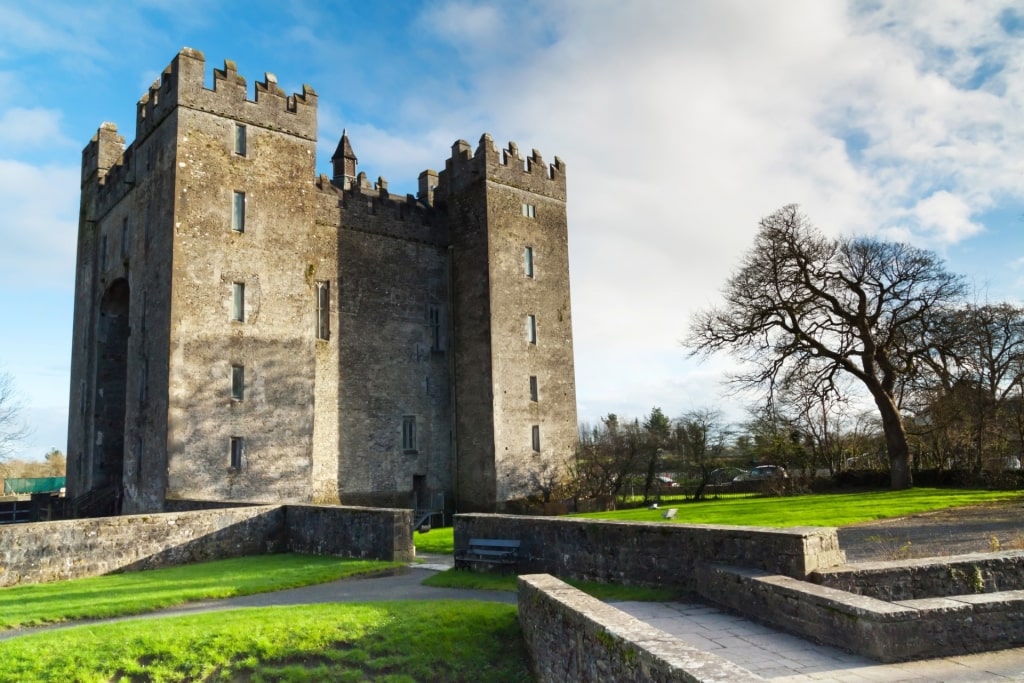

{"left": 467, "top": 515, "right": 1024, "bottom": 673}
{"left": 0, "top": 504, "right": 412, "bottom": 587}
{"left": 67, "top": 47, "right": 578, "bottom": 517}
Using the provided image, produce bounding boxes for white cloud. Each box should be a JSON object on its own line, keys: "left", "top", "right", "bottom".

{"left": 0, "top": 108, "right": 74, "bottom": 151}
{"left": 909, "top": 191, "right": 984, "bottom": 243}
{"left": 0, "top": 160, "right": 79, "bottom": 288}
{"left": 402, "top": 0, "right": 1024, "bottom": 420}
{"left": 7, "top": 1, "right": 1024, "bottom": 434}
{"left": 420, "top": 2, "right": 504, "bottom": 41}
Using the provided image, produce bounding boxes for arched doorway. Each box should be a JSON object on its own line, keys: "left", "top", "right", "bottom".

{"left": 93, "top": 278, "right": 130, "bottom": 512}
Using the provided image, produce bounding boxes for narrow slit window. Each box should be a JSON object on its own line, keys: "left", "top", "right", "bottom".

{"left": 139, "top": 358, "right": 148, "bottom": 403}
{"left": 232, "top": 282, "right": 245, "bottom": 322}
{"left": 529, "top": 375, "right": 539, "bottom": 402}
{"left": 531, "top": 425, "right": 541, "bottom": 452}
{"left": 527, "top": 314, "right": 537, "bottom": 345}
{"left": 121, "top": 218, "right": 129, "bottom": 258}
{"left": 429, "top": 305, "right": 442, "bottom": 351}
{"left": 229, "top": 436, "right": 244, "bottom": 470}
{"left": 521, "top": 203, "right": 536, "bottom": 218}
{"left": 232, "top": 191, "right": 246, "bottom": 232}
{"left": 402, "top": 415, "right": 417, "bottom": 453}
{"left": 231, "top": 365, "right": 244, "bottom": 401}
{"left": 234, "top": 123, "right": 247, "bottom": 156}
{"left": 524, "top": 246, "right": 534, "bottom": 278}
{"left": 316, "top": 281, "right": 330, "bottom": 340}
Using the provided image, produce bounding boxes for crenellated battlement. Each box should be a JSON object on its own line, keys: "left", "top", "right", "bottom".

{"left": 315, "top": 173, "right": 444, "bottom": 245}
{"left": 437, "top": 133, "right": 566, "bottom": 202}
{"left": 135, "top": 47, "right": 317, "bottom": 143}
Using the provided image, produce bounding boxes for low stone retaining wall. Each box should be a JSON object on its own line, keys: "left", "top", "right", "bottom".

{"left": 812, "top": 550, "right": 1024, "bottom": 600}
{"left": 456, "top": 514, "right": 845, "bottom": 590}
{"left": 518, "top": 573, "right": 764, "bottom": 683}
{"left": 0, "top": 504, "right": 412, "bottom": 587}
{"left": 285, "top": 505, "right": 413, "bottom": 561}
{"left": 697, "top": 563, "right": 1024, "bottom": 662}
{"left": 469, "top": 514, "right": 1024, "bottom": 664}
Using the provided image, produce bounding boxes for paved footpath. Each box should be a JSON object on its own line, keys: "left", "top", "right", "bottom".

{"left": 616, "top": 600, "right": 1024, "bottom": 681}
{"left": 5, "top": 554, "right": 1024, "bottom": 681}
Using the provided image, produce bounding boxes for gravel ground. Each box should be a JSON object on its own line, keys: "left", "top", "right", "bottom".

{"left": 838, "top": 499, "right": 1024, "bottom": 562}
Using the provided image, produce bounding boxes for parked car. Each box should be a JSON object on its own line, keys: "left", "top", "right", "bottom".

{"left": 734, "top": 465, "right": 788, "bottom": 482}
{"left": 708, "top": 467, "right": 745, "bottom": 485}
{"left": 656, "top": 475, "right": 680, "bottom": 488}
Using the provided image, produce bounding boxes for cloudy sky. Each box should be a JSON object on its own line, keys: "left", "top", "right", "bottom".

{"left": 1, "top": 1, "right": 1023, "bottom": 460}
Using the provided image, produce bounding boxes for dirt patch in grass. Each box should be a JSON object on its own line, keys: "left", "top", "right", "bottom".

{"left": 839, "top": 499, "right": 1024, "bottom": 561}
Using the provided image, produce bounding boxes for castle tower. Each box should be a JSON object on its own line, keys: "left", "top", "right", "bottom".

{"left": 440, "top": 135, "right": 578, "bottom": 511}
{"left": 68, "top": 48, "right": 577, "bottom": 517}
{"left": 68, "top": 48, "right": 320, "bottom": 514}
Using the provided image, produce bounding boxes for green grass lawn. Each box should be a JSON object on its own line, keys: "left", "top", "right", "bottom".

{"left": 416, "top": 489, "right": 1023, "bottom": 556}
{"left": 0, "top": 601, "right": 530, "bottom": 683}
{"left": 415, "top": 526, "right": 455, "bottom": 554}
{"left": 0, "top": 554, "right": 401, "bottom": 630}
{"left": 573, "top": 487, "right": 1023, "bottom": 527}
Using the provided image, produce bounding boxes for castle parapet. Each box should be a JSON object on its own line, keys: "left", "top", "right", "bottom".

{"left": 135, "top": 47, "right": 317, "bottom": 143}
{"left": 437, "top": 133, "right": 566, "bottom": 202}
{"left": 81, "top": 122, "right": 125, "bottom": 187}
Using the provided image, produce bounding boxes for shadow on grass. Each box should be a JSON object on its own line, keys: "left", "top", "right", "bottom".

{"left": 0, "top": 601, "right": 532, "bottom": 683}
{"left": 0, "top": 555, "right": 403, "bottom": 630}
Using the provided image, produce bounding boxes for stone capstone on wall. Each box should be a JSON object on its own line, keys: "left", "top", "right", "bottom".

{"left": 696, "top": 563, "right": 1024, "bottom": 662}
{"left": 811, "top": 550, "right": 1024, "bottom": 600}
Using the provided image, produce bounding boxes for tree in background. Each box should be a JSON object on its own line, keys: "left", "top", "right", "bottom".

{"left": 676, "top": 409, "right": 730, "bottom": 500}
{"left": 910, "top": 302, "right": 1024, "bottom": 472}
{"left": 773, "top": 373, "right": 863, "bottom": 476}
{"left": 742, "top": 406, "right": 804, "bottom": 471}
{"left": 0, "top": 371, "right": 29, "bottom": 464}
{"left": 570, "top": 415, "right": 644, "bottom": 505}
{"left": 43, "top": 448, "right": 67, "bottom": 477}
{"left": 688, "top": 205, "right": 965, "bottom": 489}
{"left": 640, "top": 407, "right": 672, "bottom": 502}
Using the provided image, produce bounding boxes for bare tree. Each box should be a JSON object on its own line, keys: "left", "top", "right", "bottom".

{"left": 676, "top": 409, "right": 730, "bottom": 501}
{"left": 777, "top": 373, "right": 858, "bottom": 476}
{"left": 0, "top": 371, "right": 29, "bottom": 464}
{"left": 569, "top": 415, "right": 644, "bottom": 505}
{"left": 688, "top": 205, "right": 966, "bottom": 489}
{"left": 913, "top": 302, "right": 1024, "bottom": 471}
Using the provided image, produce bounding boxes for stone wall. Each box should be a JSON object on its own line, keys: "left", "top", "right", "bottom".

{"left": 456, "top": 514, "right": 845, "bottom": 590}
{"left": 285, "top": 505, "right": 413, "bottom": 562}
{"left": 0, "top": 504, "right": 411, "bottom": 587}
{"left": 811, "top": 550, "right": 1024, "bottom": 600}
{"left": 481, "top": 514, "right": 1024, "bottom": 664}
{"left": 696, "top": 563, "right": 1024, "bottom": 662}
{"left": 518, "top": 574, "right": 764, "bottom": 683}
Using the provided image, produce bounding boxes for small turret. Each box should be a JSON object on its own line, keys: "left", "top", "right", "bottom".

{"left": 331, "top": 130, "right": 357, "bottom": 187}
{"left": 418, "top": 169, "right": 438, "bottom": 206}
{"left": 81, "top": 122, "right": 125, "bottom": 187}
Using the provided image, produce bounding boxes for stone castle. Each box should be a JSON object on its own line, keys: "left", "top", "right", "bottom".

{"left": 66, "top": 47, "right": 578, "bottom": 516}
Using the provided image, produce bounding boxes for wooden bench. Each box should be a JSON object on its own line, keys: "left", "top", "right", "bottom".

{"left": 454, "top": 538, "right": 521, "bottom": 573}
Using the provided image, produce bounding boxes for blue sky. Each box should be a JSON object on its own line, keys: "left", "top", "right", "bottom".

{"left": 1, "top": 1, "right": 1023, "bottom": 460}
